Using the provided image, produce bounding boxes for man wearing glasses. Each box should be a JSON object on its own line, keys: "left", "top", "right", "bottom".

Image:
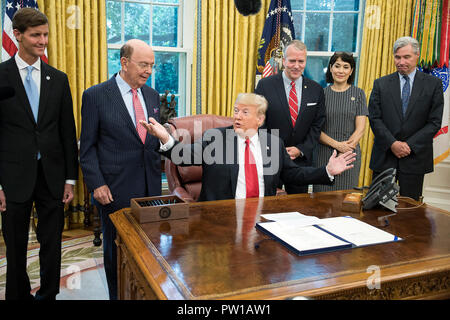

{"left": 79, "top": 39, "right": 162, "bottom": 300}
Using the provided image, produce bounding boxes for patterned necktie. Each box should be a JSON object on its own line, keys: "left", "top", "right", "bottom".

{"left": 401, "top": 75, "right": 410, "bottom": 116}
{"left": 288, "top": 81, "right": 299, "bottom": 127}
{"left": 24, "top": 66, "right": 39, "bottom": 122}
{"left": 131, "top": 88, "right": 147, "bottom": 144}
{"left": 245, "top": 138, "right": 259, "bottom": 198}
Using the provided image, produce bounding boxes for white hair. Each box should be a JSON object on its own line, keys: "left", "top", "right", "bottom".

{"left": 393, "top": 36, "right": 420, "bottom": 55}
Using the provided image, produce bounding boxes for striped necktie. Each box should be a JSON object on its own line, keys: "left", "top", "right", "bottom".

{"left": 288, "top": 81, "right": 299, "bottom": 127}
{"left": 401, "top": 75, "right": 410, "bottom": 116}
{"left": 131, "top": 88, "right": 147, "bottom": 144}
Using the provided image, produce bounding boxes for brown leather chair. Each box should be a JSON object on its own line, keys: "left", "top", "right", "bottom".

{"left": 164, "top": 114, "right": 287, "bottom": 202}
{"left": 164, "top": 114, "right": 233, "bottom": 202}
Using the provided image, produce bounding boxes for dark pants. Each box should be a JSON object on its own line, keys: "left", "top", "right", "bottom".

{"left": 1, "top": 161, "right": 65, "bottom": 300}
{"left": 373, "top": 170, "right": 424, "bottom": 201}
{"left": 96, "top": 201, "right": 118, "bottom": 301}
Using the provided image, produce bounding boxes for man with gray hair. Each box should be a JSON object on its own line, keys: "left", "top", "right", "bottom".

{"left": 80, "top": 39, "right": 162, "bottom": 300}
{"left": 255, "top": 40, "right": 326, "bottom": 194}
{"left": 368, "top": 36, "right": 444, "bottom": 200}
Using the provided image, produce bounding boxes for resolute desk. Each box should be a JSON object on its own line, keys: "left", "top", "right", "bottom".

{"left": 110, "top": 191, "right": 450, "bottom": 300}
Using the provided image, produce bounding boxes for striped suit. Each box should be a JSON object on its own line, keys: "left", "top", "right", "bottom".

{"left": 79, "top": 75, "right": 162, "bottom": 299}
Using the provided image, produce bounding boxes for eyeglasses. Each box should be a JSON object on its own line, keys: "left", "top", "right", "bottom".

{"left": 128, "top": 58, "right": 154, "bottom": 71}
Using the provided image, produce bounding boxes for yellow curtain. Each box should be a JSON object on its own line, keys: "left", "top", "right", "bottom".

{"left": 192, "top": 0, "right": 270, "bottom": 116}
{"left": 37, "top": 0, "right": 108, "bottom": 228}
{"left": 357, "top": 0, "right": 414, "bottom": 187}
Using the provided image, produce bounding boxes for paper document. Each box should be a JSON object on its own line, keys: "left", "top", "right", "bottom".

{"left": 257, "top": 222, "right": 351, "bottom": 254}
{"left": 318, "top": 216, "right": 402, "bottom": 246}
{"left": 256, "top": 214, "right": 402, "bottom": 256}
{"left": 260, "top": 212, "right": 321, "bottom": 228}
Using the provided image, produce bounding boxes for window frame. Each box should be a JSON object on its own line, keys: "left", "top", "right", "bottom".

{"left": 106, "top": 0, "right": 194, "bottom": 117}
{"left": 292, "top": 0, "right": 364, "bottom": 85}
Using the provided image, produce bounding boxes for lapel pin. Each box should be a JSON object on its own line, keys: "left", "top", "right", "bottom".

{"left": 351, "top": 97, "right": 356, "bottom": 101}
{"left": 46, "top": 76, "right": 50, "bottom": 80}
{"left": 304, "top": 85, "right": 307, "bottom": 89}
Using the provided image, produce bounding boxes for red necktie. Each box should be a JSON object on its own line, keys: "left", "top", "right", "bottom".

{"left": 242, "top": 200, "right": 258, "bottom": 247}
{"left": 288, "top": 81, "right": 299, "bottom": 127}
{"left": 245, "top": 138, "right": 259, "bottom": 198}
{"left": 131, "top": 89, "right": 147, "bottom": 144}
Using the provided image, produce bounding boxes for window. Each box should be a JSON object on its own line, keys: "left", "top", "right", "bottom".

{"left": 291, "top": 0, "right": 363, "bottom": 87}
{"left": 106, "top": 0, "right": 194, "bottom": 117}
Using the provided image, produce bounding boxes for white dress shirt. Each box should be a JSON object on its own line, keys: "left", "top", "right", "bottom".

{"left": 234, "top": 134, "right": 265, "bottom": 199}
{"left": 282, "top": 71, "right": 303, "bottom": 113}
{"left": 399, "top": 68, "right": 417, "bottom": 98}
{"left": 15, "top": 54, "right": 42, "bottom": 94}
{"left": 115, "top": 72, "right": 149, "bottom": 126}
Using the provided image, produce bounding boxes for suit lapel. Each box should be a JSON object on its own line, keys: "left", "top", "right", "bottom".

{"left": 388, "top": 73, "right": 404, "bottom": 120}
{"left": 141, "top": 86, "right": 158, "bottom": 120}
{"left": 106, "top": 76, "right": 142, "bottom": 141}
{"left": 274, "top": 73, "right": 293, "bottom": 127}
{"left": 295, "top": 76, "right": 309, "bottom": 129}
{"left": 141, "top": 86, "right": 160, "bottom": 145}
{"left": 258, "top": 130, "right": 272, "bottom": 196}
{"left": 227, "top": 130, "right": 239, "bottom": 197}
{"left": 7, "top": 58, "right": 36, "bottom": 125}
{"left": 37, "top": 61, "right": 51, "bottom": 124}
{"left": 404, "top": 71, "right": 424, "bottom": 120}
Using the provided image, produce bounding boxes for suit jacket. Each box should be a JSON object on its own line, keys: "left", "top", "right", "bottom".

{"left": 0, "top": 57, "right": 78, "bottom": 202}
{"left": 79, "top": 75, "right": 162, "bottom": 214}
{"left": 368, "top": 70, "right": 444, "bottom": 174}
{"left": 255, "top": 73, "right": 326, "bottom": 166}
{"left": 160, "top": 126, "right": 331, "bottom": 202}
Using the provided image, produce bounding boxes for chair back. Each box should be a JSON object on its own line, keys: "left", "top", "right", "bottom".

{"left": 164, "top": 114, "right": 234, "bottom": 201}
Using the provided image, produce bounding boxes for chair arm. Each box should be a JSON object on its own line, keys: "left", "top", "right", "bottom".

{"left": 172, "top": 187, "right": 195, "bottom": 203}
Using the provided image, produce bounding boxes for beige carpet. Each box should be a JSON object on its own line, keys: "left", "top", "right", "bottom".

{"left": 0, "top": 235, "right": 107, "bottom": 300}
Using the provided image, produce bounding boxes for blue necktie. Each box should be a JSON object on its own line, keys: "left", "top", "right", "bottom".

{"left": 401, "top": 75, "right": 410, "bottom": 116}
{"left": 24, "top": 66, "right": 41, "bottom": 159}
{"left": 24, "top": 66, "right": 39, "bottom": 122}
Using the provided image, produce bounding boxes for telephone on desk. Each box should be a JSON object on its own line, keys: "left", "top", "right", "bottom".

{"left": 362, "top": 168, "right": 399, "bottom": 212}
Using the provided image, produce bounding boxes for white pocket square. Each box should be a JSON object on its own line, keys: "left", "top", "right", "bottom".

{"left": 306, "top": 102, "right": 317, "bottom": 106}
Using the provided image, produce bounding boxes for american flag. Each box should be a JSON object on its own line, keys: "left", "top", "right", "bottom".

{"left": 2, "top": 0, "right": 48, "bottom": 62}
{"left": 256, "top": 0, "right": 295, "bottom": 78}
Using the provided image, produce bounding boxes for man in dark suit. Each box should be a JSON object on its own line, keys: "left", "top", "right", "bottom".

{"left": 369, "top": 36, "right": 444, "bottom": 201}
{"left": 0, "top": 8, "right": 78, "bottom": 300}
{"left": 140, "top": 93, "right": 355, "bottom": 201}
{"left": 79, "top": 39, "right": 162, "bottom": 300}
{"left": 255, "top": 40, "right": 326, "bottom": 194}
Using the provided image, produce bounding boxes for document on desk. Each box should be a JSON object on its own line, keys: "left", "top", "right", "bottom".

{"left": 317, "top": 216, "right": 402, "bottom": 247}
{"left": 256, "top": 221, "right": 352, "bottom": 255}
{"left": 260, "top": 212, "right": 321, "bottom": 228}
{"left": 256, "top": 215, "right": 402, "bottom": 256}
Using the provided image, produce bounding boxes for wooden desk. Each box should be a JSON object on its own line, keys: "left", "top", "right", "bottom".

{"left": 110, "top": 191, "right": 450, "bottom": 300}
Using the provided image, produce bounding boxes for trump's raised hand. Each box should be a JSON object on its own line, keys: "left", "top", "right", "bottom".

{"left": 326, "top": 150, "right": 356, "bottom": 176}
{"left": 140, "top": 117, "right": 170, "bottom": 144}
